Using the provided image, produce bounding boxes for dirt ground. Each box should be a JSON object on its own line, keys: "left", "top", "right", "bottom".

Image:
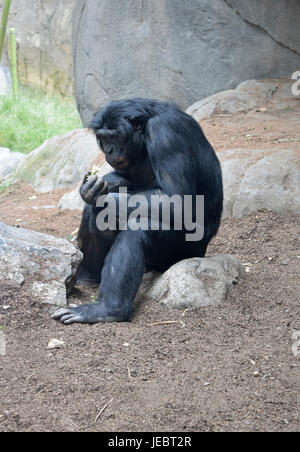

{"left": 0, "top": 109, "right": 299, "bottom": 432}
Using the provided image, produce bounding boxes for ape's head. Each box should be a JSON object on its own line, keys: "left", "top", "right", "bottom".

{"left": 90, "top": 99, "right": 155, "bottom": 171}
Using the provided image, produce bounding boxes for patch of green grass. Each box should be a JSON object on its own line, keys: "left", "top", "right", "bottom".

{"left": 0, "top": 180, "right": 16, "bottom": 194}
{"left": 0, "top": 86, "right": 82, "bottom": 154}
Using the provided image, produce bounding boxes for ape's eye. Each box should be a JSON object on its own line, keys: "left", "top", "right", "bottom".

{"left": 130, "top": 119, "right": 143, "bottom": 132}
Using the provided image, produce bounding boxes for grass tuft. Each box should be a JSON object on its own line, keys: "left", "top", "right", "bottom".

{"left": 0, "top": 86, "right": 82, "bottom": 154}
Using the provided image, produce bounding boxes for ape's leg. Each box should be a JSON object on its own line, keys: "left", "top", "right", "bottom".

{"left": 76, "top": 204, "right": 115, "bottom": 285}
{"left": 75, "top": 171, "right": 136, "bottom": 285}
{"left": 52, "top": 230, "right": 149, "bottom": 324}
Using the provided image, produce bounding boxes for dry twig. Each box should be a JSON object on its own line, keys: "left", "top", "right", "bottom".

{"left": 94, "top": 397, "right": 114, "bottom": 424}
{"left": 147, "top": 320, "right": 178, "bottom": 327}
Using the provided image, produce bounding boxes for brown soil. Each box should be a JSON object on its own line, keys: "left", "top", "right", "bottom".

{"left": 0, "top": 109, "right": 299, "bottom": 432}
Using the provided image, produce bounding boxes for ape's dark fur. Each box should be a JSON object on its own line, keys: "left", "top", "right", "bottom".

{"left": 52, "top": 99, "right": 223, "bottom": 325}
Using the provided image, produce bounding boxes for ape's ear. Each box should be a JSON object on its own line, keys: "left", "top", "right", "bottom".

{"left": 126, "top": 116, "right": 146, "bottom": 133}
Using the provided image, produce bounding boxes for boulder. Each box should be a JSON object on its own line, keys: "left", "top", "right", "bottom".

{"left": 186, "top": 78, "right": 300, "bottom": 122}
{"left": 0, "top": 64, "right": 11, "bottom": 96}
{"left": 0, "top": 148, "right": 25, "bottom": 182}
{"left": 219, "top": 148, "right": 300, "bottom": 218}
{"left": 12, "top": 129, "right": 103, "bottom": 192}
{"left": 73, "top": 0, "right": 300, "bottom": 126}
{"left": 137, "top": 255, "right": 244, "bottom": 309}
{"left": 0, "top": 0, "right": 75, "bottom": 96}
{"left": 0, "top": 222, "right": 82, "bottom": 309}
{"left": 227, "top": 0, "right": 300, "bottom": 55}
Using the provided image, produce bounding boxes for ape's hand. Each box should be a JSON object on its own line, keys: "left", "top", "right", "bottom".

{"left": 80, "top": 173, "right": 109, "bottom": 205}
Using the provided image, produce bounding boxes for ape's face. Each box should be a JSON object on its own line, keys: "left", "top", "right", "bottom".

{"left": 93, "top": 112, "right": 147, "bottom": 172}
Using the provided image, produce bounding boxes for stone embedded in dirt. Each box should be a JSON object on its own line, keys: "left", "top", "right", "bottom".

{"left": 137, "top": 255, "right": 244, "bottom": 309}
{"left": 186, "top": 79, "right": 300, "bottom": 122}
{"left": 220, "top": 148, "right": 300, "bottom": 218}
{"left": 0, "top": 222, "right": 82, "bottom": 309}
{"left": 11, "top": 129, "right": 103, "bottom": 193}
{"left": 0, "top": 148, "right": 25, "bottom": 182}
{"left": 47, "top": 339, "right": 65, "bottom": 350}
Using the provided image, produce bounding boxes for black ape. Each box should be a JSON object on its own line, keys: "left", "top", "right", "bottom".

{"left": 52, "top": 99, "right": 223, "bottom": 324}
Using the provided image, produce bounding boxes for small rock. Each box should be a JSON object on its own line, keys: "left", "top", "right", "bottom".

{"left": 47, "top": 339, "right": 65, "bottom": 350}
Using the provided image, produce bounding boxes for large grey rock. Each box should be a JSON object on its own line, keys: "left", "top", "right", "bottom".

{"left": 0, "top": 64, "right": 11, "bottom": 96}
{"left": 0, "top": 222, "right": 82, "bottom": 308}
{"left": 0, "top": 0, "right": 75, "bottom": 96}
{"left": 73, "top": 0, "right": 300, "bottom": 126}
{"left": 227, "top": 0, "right": 300, "bottom": 55}
{"left": 187, "top": 78, "right": 300, "bottom": 121}
{"left": 137, "top": 255, "right": 244, "bottom": 309}
{"left": 12, "top": 129, "right": 102, "bottom": 193}
{"left": 219, "top": 148, "right": 300, "bottom": 218}
{"left": 0, "top": 148, "right": 25, "bottom": 182}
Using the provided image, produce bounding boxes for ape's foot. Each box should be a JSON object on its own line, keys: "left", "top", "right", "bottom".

{"left": 76, "top": 269, "right": 100, "bottom": 286}
{"left": 51, "top": 302, "right": 130, "bottom": 325}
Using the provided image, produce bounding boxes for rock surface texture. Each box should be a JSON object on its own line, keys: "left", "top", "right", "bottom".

{"left": 137, "top": 255, "right": 244, "bottom": 309}
{"left": 186, "top": 78, "right": 300, "bottom": 121}
{"left": 73, "top": 0, "right": 300, "bottom": 126}
{"left": 12, "top": 129, "right": 102, "bottom": 193}
{"left": 0, "top": 222, "right": 82, "bottom": 309}
{"left": 220, "top": 148, "right": 300, "bottom": 218}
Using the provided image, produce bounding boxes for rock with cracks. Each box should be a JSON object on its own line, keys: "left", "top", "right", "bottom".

{"left": 0, "top": 222, "right": 82, "bottom": 309}
{"left": 73, "top": 1, "right": 300, "bottom": 126}
{"left": 137, "top": 255, "right": 244, "bottom": 309}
